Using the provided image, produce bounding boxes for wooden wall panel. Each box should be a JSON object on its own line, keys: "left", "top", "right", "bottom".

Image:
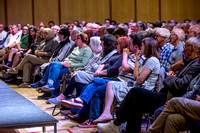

{"left": 136, "top": 0, "right": 159, "bottom": 22}
{"left": 85, "top": 0, "right": 110, "bottom": 24}
{"left": 7, "top": 0, "right": 32, "bottom": 25}
{"left": 112, "top": 0, "right": 135, "bottom": 23}
{"left": 60, "top": 0, "right": 86, "bottom": 24}
{"left": 161, "top": 0, "right": 200, "bottom": 22}
{"left": 34, "top": 0, "right": 59, "bottom": 27}
{"left": 0, "top": 0, "right": 5, "bottom": 25}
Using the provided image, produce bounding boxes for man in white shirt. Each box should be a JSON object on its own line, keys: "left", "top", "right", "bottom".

{"left": 0, "top": 24, "right": 21, "bottom": 63}
{"left": 0, "top": 24, "right": 7, "bottom": 43}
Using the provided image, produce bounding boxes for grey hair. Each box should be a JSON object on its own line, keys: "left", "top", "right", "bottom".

{"left": 74, "top": 27, "right": 82, "bottom": 34}
{"left": 172, "top": 28, "right": 185, "bottom": 41}
{"left": 156, "top": 28, "right": 170, "bottom": 42}
{"left": 186, "top": 37, "right": 200, "bottom": 53}
{"left": 90, "top": 37, "right": 102, "bottom": 53}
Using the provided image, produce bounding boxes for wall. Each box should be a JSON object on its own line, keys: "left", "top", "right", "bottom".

{"left": 1, "top": 0, "right": 200, "bottom": 26}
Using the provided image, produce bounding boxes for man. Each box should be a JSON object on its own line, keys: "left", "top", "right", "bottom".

{"left": 186, "top": 25, "right": 200, "bottom": 39}
{"left": 0, "top": 24, "right": 7, "bottom": 44}
{"left": 97, "top": 26, "right": 106, "bottom": 37}
{"left": 0, "top": 24, "right": 8, "bottom": 57}
{"left": 168, "top": 28, "right": 185, "bottom": 71}
{"left": 97, "top": 37, "right": 200, "bottom": 133}
{"left": 0, "top": 24, "right": 21, "bottom": 63}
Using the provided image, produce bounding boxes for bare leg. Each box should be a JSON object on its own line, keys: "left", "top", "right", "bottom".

{"left": 8, "top": 48, "right": 18, "bottom": 62}
{"left": 93, "top": 81, "right": 114, "bottom": 123}
{"left": 11, "top": 52, "right": 22, "bottom": 68}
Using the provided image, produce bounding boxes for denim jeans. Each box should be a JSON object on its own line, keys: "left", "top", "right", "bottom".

{"left": 79, "top": 77, "right": 112, "bottom": 104}
{"left": 74, "top": 79, "right": 109, "bottom": 121}
{"left": 41, "top": 62, "right": 69, "bottom": 97}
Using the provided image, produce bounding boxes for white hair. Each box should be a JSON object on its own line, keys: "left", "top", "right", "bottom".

{"left": 173, "top": 28, "right": 185, "bottom": 41}
{"left": 90, "top": 37, "right": 102, "bottom": 53}
{"left": 156, "top": 28, "right": 171, "bottom": 42}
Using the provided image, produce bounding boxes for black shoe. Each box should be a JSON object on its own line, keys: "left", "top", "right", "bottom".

{"left": 37, "top": 92, "right": 52, "bottom": 100}
{"left": 5, "top": 78, "right": 16, "bottom": 84}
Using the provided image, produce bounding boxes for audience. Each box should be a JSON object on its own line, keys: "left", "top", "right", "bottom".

{"left": 1, "top": 18, "right": 200, "bottom": 133}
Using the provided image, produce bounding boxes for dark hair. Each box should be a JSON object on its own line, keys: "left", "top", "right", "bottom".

{"left": 137, "top": 22, "right": 146, "bottom": 30}
{"left": 76, "top": 33, "right": 88, "bottom": 44}
{"left": 100, "top": 34, "right": 117, "bottom": 56}
{"left": 154, "top": 21, "right": 162, "bottom": 27}
{"left": 111, "top": 20, "right": 117, "bottom": 25}
{"left": 27, "top": 26, "right": 37, "bottom": 49}
{"left": 58, "top": 28, "right": 70, "bottom": 38}
{"left": 105, "top": 28, "right": 115, "bottom": 34}
{"left": 142, "top": 37, "right": 160, "bottom": 59}
{"left": 112, "top": 27, "right": 126, "bottom": 38}
{"left": 129, "top": 33, "right": 143, "bottom": 49}
{"left": 84, "top": 30, "right": 93, "bottom": 45}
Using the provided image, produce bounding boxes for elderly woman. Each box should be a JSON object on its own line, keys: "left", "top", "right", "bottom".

{"left": 7, "top": 28, "right": 58, "bottom": 88}
{"left": 30, "top": 33, "right": 92, "bottom": 91}
{"left": 155, "top": 28, "right": 173, "bottom": 68}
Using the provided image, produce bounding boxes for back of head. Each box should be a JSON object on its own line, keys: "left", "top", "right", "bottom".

{"left": 113, "top": 27, "right": 126, "bottom": 38}
{"left": 129, "top": 33, "right": 143, "bottom": 48}
{"left": 117, "top": 36, "right": 130, "bottom": 54}
{"left": 172, "top": 28, "right": 185, "bottom": 41}
{"left": 100, "top": 34, "right": 117, "bottom": 56}
{"left": 142, "top": 37, "right": 160, "bottom": 59}
{"left": 90, "top": 37, "right": 102, "bottom": 53}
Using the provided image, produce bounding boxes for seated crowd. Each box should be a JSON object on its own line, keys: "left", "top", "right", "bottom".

{"left": 0, "top": 18, "right": 200, "bottom": 133}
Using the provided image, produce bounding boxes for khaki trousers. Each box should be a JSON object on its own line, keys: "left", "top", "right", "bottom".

{"left": 148, "top": 97, "right": 200, "bottom": 133}
{"left": 17, "top": 54, "right": 48, "bottom": 82}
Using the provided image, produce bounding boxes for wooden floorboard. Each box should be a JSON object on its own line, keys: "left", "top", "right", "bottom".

{"left": 1, "top": 82, "right": 97, "bottom": 133}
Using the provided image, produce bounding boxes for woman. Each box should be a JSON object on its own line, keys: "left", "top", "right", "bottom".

{"left": 95, "top": 37, "right": 161, "bottom": 124}
{"left": 7, "top": 28, "right": 58, "bottom": 88}
{"left": 155, "top": 28, "right": 172, "bottom": 68}
{"left": 11, "top": 26, "right": 37, "bottom": 68}
{"left": 48, "top": 34, "right": 119, "bottom": 103}
{"left": 30, "top": 32, "right": 93, "bottom": 91}
{"left": 59, "top": 36, "right": 130, "bottom": 126}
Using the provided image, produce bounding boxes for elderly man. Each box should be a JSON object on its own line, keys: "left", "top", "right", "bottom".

{"left": 97, "top": 37, "right": 200, "bottom": 133}
{"left": 168, "top": 28, "right": 185, "bottom": 71}
{"left": 187, "top": 25, "right": 200, "bottom": 39}
{"left": 171, "top": 25, "right": 200, "bottom": 72}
